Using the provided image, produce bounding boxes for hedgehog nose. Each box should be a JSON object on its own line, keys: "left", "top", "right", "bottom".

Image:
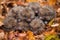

{"left": 35, "top": 11, "right": 39, "bottom": 17}
{"left": 35, "top": 11, "right": 38, "bottom": 13}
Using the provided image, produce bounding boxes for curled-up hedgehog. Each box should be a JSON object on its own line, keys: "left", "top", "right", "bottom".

{"left": 14, "top": 21, "right": 29, "bottom": 31}
{"left": 18, "top": 7, "right": 35, "bottom": 22}
{"left": 30, "top": 17, "right": 45, "bottom": 35}
{"left": 27, "top": 2, "right": 41, "bottom": 17}
{"left": 39, "top": 5, "right": 56, "bottom": 24}
{"left": 7, "top": 6, "right": 24, "bottom": 19}
{"left": 4, "top": 17, "right": 17, "bottom": 29}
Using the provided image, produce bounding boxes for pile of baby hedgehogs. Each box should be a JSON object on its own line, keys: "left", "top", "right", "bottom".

{"left": 3, "top": 2, "right": 56, "bottom": 35}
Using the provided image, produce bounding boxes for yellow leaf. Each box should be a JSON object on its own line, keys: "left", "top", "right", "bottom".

{"left": 26, "top": 0, "right": 38, "bottom": 3}
{"left": 48, "top": 0, "right": 56, "bottom": 6}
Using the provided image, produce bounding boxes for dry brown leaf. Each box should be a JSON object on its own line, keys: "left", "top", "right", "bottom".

{"left": 9, "top": 31, "right": 15, "bottom": 40}
{"left": 27, "top": 31, "right": 35, "bottom": 40}
{"left": 18, "top": 33, "right": 27, "bottom": 40}
{"left": 0, "top": 29, "right": 5, "bottom": 40}
{"left": 44, "top": 29, "right": 56, "bottom": 36}
{"left": 26, "top": 0, "right": 38, "bottom": 3}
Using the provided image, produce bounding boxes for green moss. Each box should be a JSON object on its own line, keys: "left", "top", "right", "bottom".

{"left": 44, "top": 34, "right": 60, "bottom": 40}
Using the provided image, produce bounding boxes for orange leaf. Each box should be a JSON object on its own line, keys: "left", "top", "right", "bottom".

{"left": 48, "top": 0, "right": 56, "bottom": 6}
{"left": 27, "top": 31, "right": 35, "bottom": 40}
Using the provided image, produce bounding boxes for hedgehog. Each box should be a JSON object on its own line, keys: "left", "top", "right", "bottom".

{"left": 39, "top": 5, "right": 56, "bottom": 24}
{"left": 7, "top": 6, "right": 25, "bottom": 19}
{"left": 4, "top": 17, "right": 17, "bottom": 29}
{"left": 18, "top": 7, "right": 35, "bottom": 22}
{"left": 14, "top": 21, "right": 29, "bottom": 31}
{"left": 3, "top": 6, "right": 25, "bottom": 31}
{"left": 30, "top": 17, "right": 45, "bottom": 35}
{"left": 27, "top": 2, "right": 41, "bottom": 17}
